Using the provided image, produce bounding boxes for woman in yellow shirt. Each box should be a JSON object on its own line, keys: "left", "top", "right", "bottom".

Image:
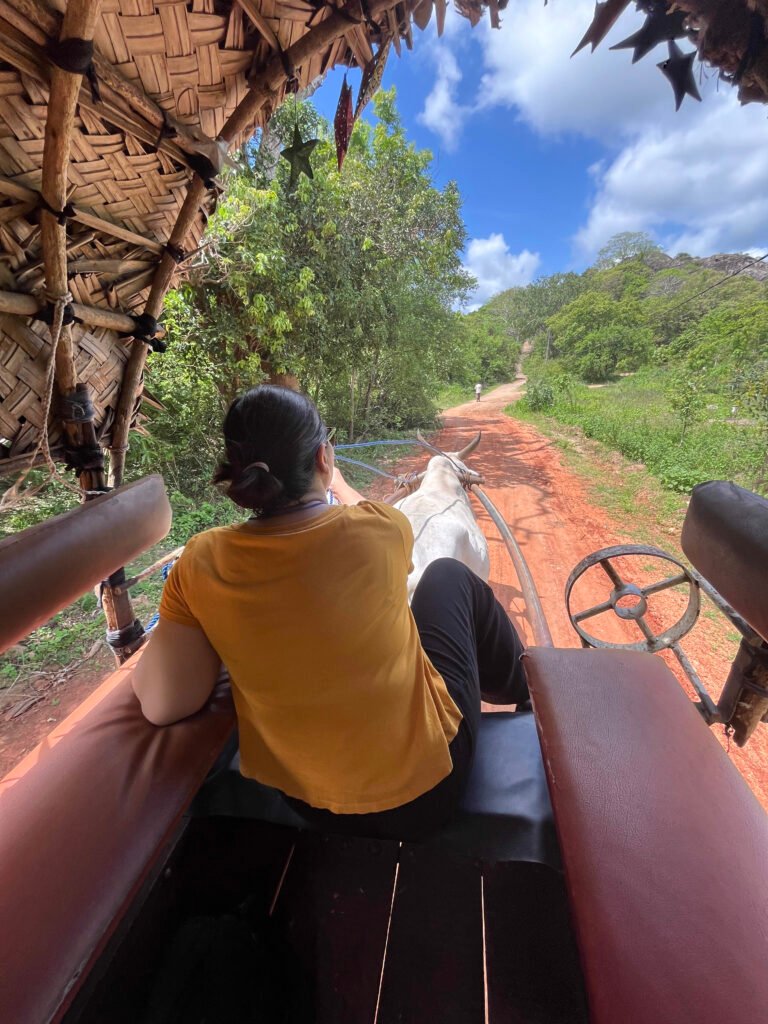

{"left": 132, "top": 385, "right": 527, "bottom": 838}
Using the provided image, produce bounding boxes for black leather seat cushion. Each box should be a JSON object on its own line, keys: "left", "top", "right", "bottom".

{"left": 192, "top": 712, "right": 559, "bottom": 867}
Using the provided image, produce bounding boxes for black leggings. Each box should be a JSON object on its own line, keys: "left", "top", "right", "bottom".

{"left": 287, "top": 558, "right": 527, "bottom": 839}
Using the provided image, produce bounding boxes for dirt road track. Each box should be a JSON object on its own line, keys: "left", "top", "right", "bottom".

{"left": 433, "top": 382, "right": 768, "bottom": 809}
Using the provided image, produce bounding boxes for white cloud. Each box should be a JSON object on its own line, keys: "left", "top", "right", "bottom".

{"left": 464, "top": 233, "right": 541, "bottom": 307}
{"left": 418, "top": 44, "right": 468, "bottom": 150}
{"left": 575, "top": 93, "right": 768, "bottom": 259}
{"left": 414, "top": 0, "right": 768, "bottom": 265}
{"left": 475, "top": 0, "right": 672, "bottom": 141}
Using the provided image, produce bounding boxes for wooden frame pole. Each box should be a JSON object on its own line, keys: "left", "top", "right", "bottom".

{"left": 0, "top": 288, "right": 166, "bottom": 337}
{"left": 40, "top": 0, "right": 102, "bottom": 399}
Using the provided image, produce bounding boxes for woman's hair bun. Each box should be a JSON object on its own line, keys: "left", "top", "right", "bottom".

{"left": 213, "top": 459, "right": 285, "bottom": 512}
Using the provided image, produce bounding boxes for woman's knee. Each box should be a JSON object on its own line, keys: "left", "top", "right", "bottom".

{"left": 419, "top": 557, "right": 473, "bottom": 588}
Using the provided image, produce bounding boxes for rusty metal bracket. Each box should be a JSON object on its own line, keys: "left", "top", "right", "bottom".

{"left": 717, "top": 638, "right": 768, "bottom": 747}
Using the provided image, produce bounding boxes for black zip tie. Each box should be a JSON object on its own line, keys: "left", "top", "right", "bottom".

{"left": 63, "top": 442, "right": 103, "bottom": 473}
{"left": 38, "top": 195, "right": 76, "bottom": 226}
{"left": 105, "top": 618, "right": 145, "bottom": 651}
{"left": 59, "top": 387, "right": 95, "bottom": 423}
{"left": 359, "top": 0, "right": 378, "bottom": 32}
{"left": 35, "top": 302, "right": 77, "bottom": 327}
{"left": 164, "top": 242, "right": 187, "bottom": 264}
{"left": 118, "top": 311, "right": 167, "bottom": 353}
{"left": 151, "top": 110, "right": 176, "bottom": 153}
{"left": 186, "top": 150, "right": 218, "bottom": 189}
{"left": 47, "top": 37, "right": 94, "bottom": 74}
{"left": 85, "top": 63, "right": 101, "bottom": 104}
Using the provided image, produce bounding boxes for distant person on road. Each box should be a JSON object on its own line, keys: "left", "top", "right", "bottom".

{"left": 474, "top": 383, "right": 482, "bottom": 402}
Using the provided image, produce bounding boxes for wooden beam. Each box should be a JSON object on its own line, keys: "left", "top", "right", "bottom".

{"left": 235, "top": 0, "right": 280, "bottom": 51}
{"left": 0, "top": 287, "right": 166, "bottom": 337}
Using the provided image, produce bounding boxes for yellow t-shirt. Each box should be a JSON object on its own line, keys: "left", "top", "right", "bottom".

{"left": 159, "top": 501, "right": 462, "bottom": 814}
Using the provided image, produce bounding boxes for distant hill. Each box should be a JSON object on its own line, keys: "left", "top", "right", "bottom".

{"left": 465, "top": 247, "right": 768, "bottom": 385}
{"left": 642, "top": 251, "right": 768, "bottom": 283}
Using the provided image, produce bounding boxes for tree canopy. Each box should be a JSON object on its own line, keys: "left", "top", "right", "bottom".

{"left": 134, "top": 90, "right": 476, "bottom": 492}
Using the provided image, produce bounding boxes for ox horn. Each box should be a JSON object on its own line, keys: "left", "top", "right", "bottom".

{"left": 457, "top": 432, "right": 482, "bottom": 459}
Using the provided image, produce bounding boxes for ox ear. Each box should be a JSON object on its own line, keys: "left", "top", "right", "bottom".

{"left": 457, "top": 432, "right": 482, "bottom": 459}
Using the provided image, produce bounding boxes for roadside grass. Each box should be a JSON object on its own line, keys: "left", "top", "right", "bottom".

{"left": 435, "top": 383, "right": 474, "bottom": 410}
{"left": 522, "top": 413, "right": 689, "bottom": 548}
{"left": 509, "top": 369, "right": 765, "bottom": 497}
{"left": 0, "top": 491, "right": 242, "bottom": 699}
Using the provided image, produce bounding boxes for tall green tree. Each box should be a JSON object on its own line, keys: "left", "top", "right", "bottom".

{"left": 133, "top": 90, "right": 473, "bottom": 492}
{"left": 547, "top": 292, "right": 653, "bottom": 382}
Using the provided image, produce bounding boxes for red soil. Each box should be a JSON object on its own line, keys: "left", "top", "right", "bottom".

{"left": 431, "top": 382, "right": 768, "bottom": 810}
{"left": 2, "top": 381, "right": 766, "bottom": 809}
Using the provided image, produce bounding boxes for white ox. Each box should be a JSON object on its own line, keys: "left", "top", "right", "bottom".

{"left": 395, "top": 432, "right": 490, "bottom": 599}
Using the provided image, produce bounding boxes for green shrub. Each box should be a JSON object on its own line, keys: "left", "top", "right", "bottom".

{"left": 524, "top": 379, "right": 556, "bottom": 411}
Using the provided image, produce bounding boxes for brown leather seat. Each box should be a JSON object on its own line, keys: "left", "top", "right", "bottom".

{"left": 682, "top": 481, "right": 768, "bottom": 642}
{"left": 0, "top": 660, "right": 236, "bottom": 1024}
{"left": 0, "top": 474, "right": 172, "bottom": 654}
{"left": 526, "top": 646, "right": 768, "bottom": 1024}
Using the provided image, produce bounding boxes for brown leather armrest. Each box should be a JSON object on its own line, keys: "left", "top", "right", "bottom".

{"left": 0, "top": 475, "right": 172, "bottom": 654}
{"left": 526, "top": 647, "right": 768, "bottom": 1024}
{"left": 0, "top": 656, "right": 235, "bottom": 1024}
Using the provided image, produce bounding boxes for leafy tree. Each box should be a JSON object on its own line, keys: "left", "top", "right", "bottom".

{"left": 665, "top": 367, "right": 706, "bottom": 442}
{"left": 547, "top": 292, "right": 652, "bottom": 382}
{"left": 594, "top": 231, "right": 662, "bottom": 269}
{"left": 133, "top": 90, "right": 473, "bottom": 492}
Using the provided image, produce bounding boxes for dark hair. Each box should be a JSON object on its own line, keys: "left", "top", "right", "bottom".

{"left": 213, "top": 385, "right": 327, "bottom": 514}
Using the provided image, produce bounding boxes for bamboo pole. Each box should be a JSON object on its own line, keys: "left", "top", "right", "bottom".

{"left": 40, "top": 0, "right": 101, "bottom": 397}
{"left": 109, "top": 0, "right": 408, "bottom": 486}
{"left": 36, "top": 0, "right": 144, "bottom": 651}
{"left": 0, "top": 288, "right": 166, "bottom": 337}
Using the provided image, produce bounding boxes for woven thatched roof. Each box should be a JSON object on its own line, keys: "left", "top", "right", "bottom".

{"left": 0, "top": 0, "right": 766, "bottom": 494}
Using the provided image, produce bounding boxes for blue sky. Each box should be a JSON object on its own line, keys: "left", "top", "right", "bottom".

{"left": 314, "top": 0, "right": 768, "bottom": 307}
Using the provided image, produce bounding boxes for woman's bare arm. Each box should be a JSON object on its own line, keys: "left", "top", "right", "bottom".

{"left": 131, "top": 617, "right": 222, "bottom": 726}
{"left": 330, "top": 466, "right": 366, "bottom": 505}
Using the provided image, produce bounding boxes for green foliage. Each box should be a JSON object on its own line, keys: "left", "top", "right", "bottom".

{"left": 664, "top": 367, "right": 706, "bottom": 442}
{"left": 547, "top": 292, "right": 652, "bottom": 381}
{"left": 511, "top": 369, "right": 766, "bottom": 496}
{"left": 0, "top": 476, "right": 73, "bottom": 539}
{"left": 524, "top": 378, "right": 556, "bottom": 411}
{"left": 136, "top": 89, "right": 473, "bottom": 494}
{"left": 458, "top": 305, "right": 521, "bottom": 386}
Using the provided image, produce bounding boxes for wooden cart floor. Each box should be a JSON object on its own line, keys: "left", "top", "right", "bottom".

{"left": 72, "top": 818, "right": 589, "bottom": 1024}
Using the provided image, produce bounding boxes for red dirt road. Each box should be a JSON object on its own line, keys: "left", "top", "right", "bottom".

{"left": 432, "top": 382, "right": 768, "bottom": 810}
{"left": 2, "top": 382, "right": 767, "bottom": 808}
